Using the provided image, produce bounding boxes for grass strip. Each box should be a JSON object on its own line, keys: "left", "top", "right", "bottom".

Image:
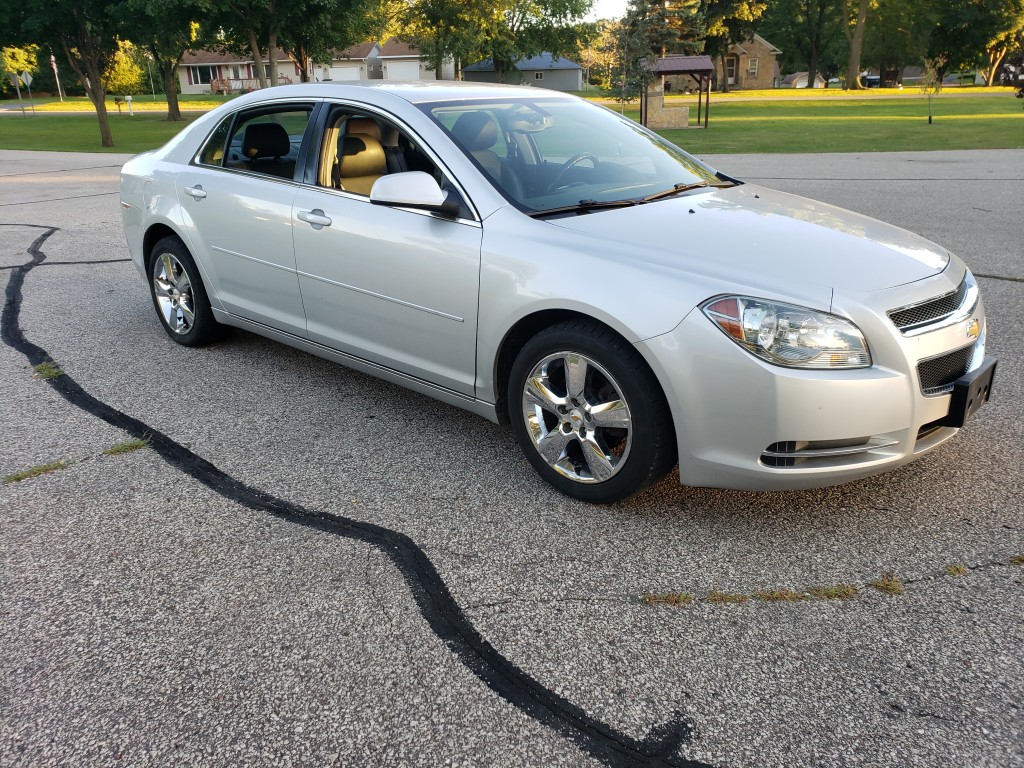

{"left": 3, "top": 459, "right": 68, "bottom": 484}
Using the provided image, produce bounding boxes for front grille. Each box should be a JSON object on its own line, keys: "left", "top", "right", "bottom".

{"left": 918, "top": 344, "right": 974, "bottom": 395}
{"left": 888, "top": 278, "right": 968, "bottom": 332}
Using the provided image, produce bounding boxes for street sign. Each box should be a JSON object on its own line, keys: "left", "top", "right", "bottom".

{"left": 20, "top": 70, "right": 32, "bottom": 87}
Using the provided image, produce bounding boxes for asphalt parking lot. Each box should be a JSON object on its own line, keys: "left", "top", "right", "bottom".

{"left": 1, "top": 146, "right": 1022, "bottom": 768}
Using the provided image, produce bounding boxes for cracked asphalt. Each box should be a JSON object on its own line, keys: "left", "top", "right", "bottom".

{"left": 1, "top": 147, "right": 1022, "bottom": 767}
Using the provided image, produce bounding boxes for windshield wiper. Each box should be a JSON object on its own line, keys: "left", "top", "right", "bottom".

{"left": 641, "top": 180, "right": 737, "bottom": 203}
{"left": 526, "top": 198, "right": 640, "bottom": 218}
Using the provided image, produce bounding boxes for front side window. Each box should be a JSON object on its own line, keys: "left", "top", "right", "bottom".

{"left": 197, "top": 106, "right": 312, "bottom": 180}
{"left": 422, "top": 98, "right": 721, "bottom": 214}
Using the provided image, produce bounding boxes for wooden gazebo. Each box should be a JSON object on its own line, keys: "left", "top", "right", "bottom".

{"left": 642, "top": 55, "right": 715, "bottom": 129}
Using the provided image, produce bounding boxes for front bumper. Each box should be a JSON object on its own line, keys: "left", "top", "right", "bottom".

{"left": 638, "top": 271, "right": 991, "bottom": 491}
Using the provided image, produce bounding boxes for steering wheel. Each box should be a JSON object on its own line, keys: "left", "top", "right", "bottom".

{"left": 545, "top": 152, "right": 599, "bottom": 193}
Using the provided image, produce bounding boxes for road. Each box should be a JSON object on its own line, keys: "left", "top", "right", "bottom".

{"left": 1, "top": 148, "right": 1022, "bottom": 767}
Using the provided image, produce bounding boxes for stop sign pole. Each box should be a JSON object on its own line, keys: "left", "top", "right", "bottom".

{"left": 20, "top": 70, "right": 36, "bottom": 114}
{"left": 9, "top": 73, "right": 25, "bottom": 117}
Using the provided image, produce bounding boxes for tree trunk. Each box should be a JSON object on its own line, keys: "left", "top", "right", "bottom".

{"left": 61, "top": 37, "right": 114, "bottom": 147}
{"left": 984, "top": 46, "right": 1008, "bottom": 87}
{"left": 248, "top": 29, "right": 268, "bottom": 89}
{"left": 268, "top": 29, "right": 279, "bottom": 86}
{"left": 718, "top": 53, "right": 730, "bottom": 93}
{"left": 157, "top": 56, "right": 183, "bottom": 121}
{"left": 843, "top": 0, "right": 869, "bottom": 90}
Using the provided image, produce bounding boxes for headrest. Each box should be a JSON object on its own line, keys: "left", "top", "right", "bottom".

{"left": 345, "top": 117, "right": 382, "bottom": 141}
{"left": 452, "top": 112, "right": 497, "bottom": 152}
{"left": 340, "top": 133, "right": 387, "bottom": 177}
{"left": 243, "top": 122, "right": 291, "bottom": 159}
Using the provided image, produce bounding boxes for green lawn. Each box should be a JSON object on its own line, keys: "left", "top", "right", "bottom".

{"left": 0, "top": 92, "right": 1020, "bottom": 154}
{"left": 0, "top": 112, "right": 202, "bottom": 153}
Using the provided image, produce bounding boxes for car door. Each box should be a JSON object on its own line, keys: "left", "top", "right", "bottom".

{"left": 177, "top": 104, "right": 315, "bottom": 337}
{"left": 291, "top": 108, "right": 482, "bottom": 395}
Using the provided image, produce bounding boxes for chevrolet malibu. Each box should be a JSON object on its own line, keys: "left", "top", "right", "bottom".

{"left": 120, "top": 82, "right": 996, "bottom": 503}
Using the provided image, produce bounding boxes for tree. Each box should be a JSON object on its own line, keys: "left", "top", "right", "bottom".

{"left": 102, "top": 39, "right": 144, "bottom": 96}
{"left": 278, "top": 0, "right": 379, "bottom": 83}
{"left": 860, "top": 0, "right": 927, "bottom": 85}
{"left": 402, "top": 0, "right": 489, "bottom": 78}
{"left": 2, "top": 0, "right": 122, "bottom": 146}
{"left": 702, "top": 0, "right": 768, "bottom": 92}
{"left": 119, "top": 0, "right": 208, "bottom": 121}
{"left": 842, "top": 0, "right": 871, "bottom": 89}
{"left": 484, "top": 0, "right": 596, "bottom": 82}
{"left": 756, "top": 0, "right": 844, "bottom": 85}
{"left": 981, "top": 1, "right": 1024, "bottom": 85}
{"left": 613, "top": 0, "right": 688, "bottom": 102}
{"left": 1, "top": 45, "right": 39, "bottom": 97}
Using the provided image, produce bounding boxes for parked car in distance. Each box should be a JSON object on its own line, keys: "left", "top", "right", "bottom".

{"left": 121, "top": 82, "right": 996, "bottom": 503}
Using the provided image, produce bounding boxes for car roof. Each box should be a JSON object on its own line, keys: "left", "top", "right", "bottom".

{"left": 227, "top": 80, "right": 575, "bottom": 107}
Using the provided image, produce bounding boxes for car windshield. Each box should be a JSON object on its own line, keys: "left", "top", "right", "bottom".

{"left": 422, "top": 97, "right": 723, "bottom": 214}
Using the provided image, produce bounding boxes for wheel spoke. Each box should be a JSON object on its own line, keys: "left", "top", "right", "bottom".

{"left": 580, "top": 437, "right": 616, "bottom": 482}
{"left": 160, "top": 253, "right": 177, "bottom": 286}
{"left": 178, "top": 301, "right": 195, "bottom": 328}
{"left": 176, "top": 270, "right": 191, "bottom": 295}
{"left": 524, "top": 376, "right": 565, "bottom": 414}
{"left": 159, "top": 297, "right": 175, "bottom": 325}
{"left": 536, "top": 429, "right": 572, "bottom": 465}
{"left": 589, "top": 399, "right": 630, "bottom": 430}
{"left": 564, "top": 354, "right": 588, "bottom": 401}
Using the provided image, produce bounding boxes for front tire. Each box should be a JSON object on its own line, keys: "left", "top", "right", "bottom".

{"left": 148, "top": 236, "right": 222, "bottom": 347}
{"left": 508, "top": 319, "right": 676, "bottom": 503}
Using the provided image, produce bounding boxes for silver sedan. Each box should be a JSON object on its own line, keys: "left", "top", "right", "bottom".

{"left": 120, "top": 82, "right": 996, "bottom": 503}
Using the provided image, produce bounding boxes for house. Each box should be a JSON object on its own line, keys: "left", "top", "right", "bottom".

{"left": 378, "top": 38, "right": 455, "bottom": 80}
{"left": 781, "top": 71, "right": 827, "bottom": 88}
{"left": 179, "top": 49, "right": 300, "bottom": 94}
{"left": 711, "top": 35, "right": 782, "bottom": 90}
{"left": 462, "top": 53, "right": 583, "bottom": 91}
{"left": 318, "top": 41, "right": 379, "bottom": 82}
{"left": 181, "top": 39, "right": 451, "bottom": 94}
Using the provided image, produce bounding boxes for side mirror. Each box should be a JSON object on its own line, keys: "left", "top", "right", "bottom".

{"left": 370, "top": 171, "right": 461, "bottom": 217}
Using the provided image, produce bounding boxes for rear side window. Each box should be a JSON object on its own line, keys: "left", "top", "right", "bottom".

{"left": 198, "top": 116, "right": 231, "bottom": 166}
{"left": 197, "top": 106, "right": 313, "bottom": 181}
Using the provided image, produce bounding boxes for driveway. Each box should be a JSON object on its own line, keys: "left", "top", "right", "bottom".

{"left": 1, "top": 148, "right": 1022, "bottom": 767}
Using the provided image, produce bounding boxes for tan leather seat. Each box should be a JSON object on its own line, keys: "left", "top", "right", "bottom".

{"left": 345, "top": 117, "right": 382, "bottom": 142}
{"left": 451, "top": 111, "right": 501, "bottom": 178}
{"left": 338, "top": 133, "right": 387, "bottom": 195}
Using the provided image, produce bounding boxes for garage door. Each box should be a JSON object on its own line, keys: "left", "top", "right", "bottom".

{"left": 329, "top": 65, "right": 361, "bottom": 81}
{"left": 386, "top": 61, "right": 421, "bottom": 80}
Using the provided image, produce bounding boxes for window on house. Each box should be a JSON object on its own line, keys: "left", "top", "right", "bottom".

{"left": 534, "top": 72, "right": 544, "bottom": 80}
{"left": 747, "top": 57, "right": 759, "bottom": 77}
{"left": 264, "top": 64, "right": 272, "bottom": 78}
{"left": 193, "top": 65, "right": 214, "bottom": 85}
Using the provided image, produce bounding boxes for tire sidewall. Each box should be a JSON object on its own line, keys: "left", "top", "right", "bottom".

{"left": 509, "top": 323, "right": 671, "bottom": 503}
{"left": 148, "top": 236, "right": 216, "bottom": 347}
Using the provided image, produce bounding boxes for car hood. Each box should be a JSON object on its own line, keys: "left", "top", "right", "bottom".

{"left": 548, "top": 183, "right": 949, "bottom": 294}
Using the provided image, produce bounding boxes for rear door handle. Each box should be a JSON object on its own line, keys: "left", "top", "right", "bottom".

{"left": 297, "top": 209, "right": 332, "bottom": 229}
{"left": 184, "top": 185, "right": 207, "bottom": 200}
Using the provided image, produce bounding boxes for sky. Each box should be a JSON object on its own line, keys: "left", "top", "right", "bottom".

{"left": 586, "top": 0, "right": 628, "bottom": 21}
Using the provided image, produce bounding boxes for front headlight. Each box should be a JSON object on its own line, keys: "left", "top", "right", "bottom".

{"left": 702, "top": 296, "right": 871, "bottom": 369}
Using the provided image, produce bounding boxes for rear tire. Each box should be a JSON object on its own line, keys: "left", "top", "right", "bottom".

{"left": 508, "top": 319, "right": 676, "bottom": 503}
{"left": 148, "top": 236, "right": 223, "bottom": 347}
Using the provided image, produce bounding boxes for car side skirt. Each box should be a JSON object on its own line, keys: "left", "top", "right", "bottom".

{"left": 213, "top": 309, "right": 501, "bottom": 424}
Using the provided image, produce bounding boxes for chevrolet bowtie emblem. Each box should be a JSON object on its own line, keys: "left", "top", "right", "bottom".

{"left": 966, "top": 319, "right": 980, "bottom": 340}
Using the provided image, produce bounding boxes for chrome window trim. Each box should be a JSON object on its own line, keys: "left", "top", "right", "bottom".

{"left": 319, "top": 97, "right": 483, "bottom": 223}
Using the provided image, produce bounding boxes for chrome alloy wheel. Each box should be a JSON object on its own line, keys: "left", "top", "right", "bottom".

{"left": 520, "top": 351, "right": 633, "bottom": 484}
{"left": 152, "top": 252, "right": 195, "bottom": 335}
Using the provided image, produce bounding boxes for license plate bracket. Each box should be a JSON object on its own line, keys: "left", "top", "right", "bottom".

{"left": 938, "top": 355, "right": 997, "bottom": 429}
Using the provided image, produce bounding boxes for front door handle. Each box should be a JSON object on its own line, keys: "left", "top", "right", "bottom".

{"left": 297, "top": 209, "right": 332, "bottom": 229}
{"left": 184, "top": 185, "right": 207, "bottom": 200}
